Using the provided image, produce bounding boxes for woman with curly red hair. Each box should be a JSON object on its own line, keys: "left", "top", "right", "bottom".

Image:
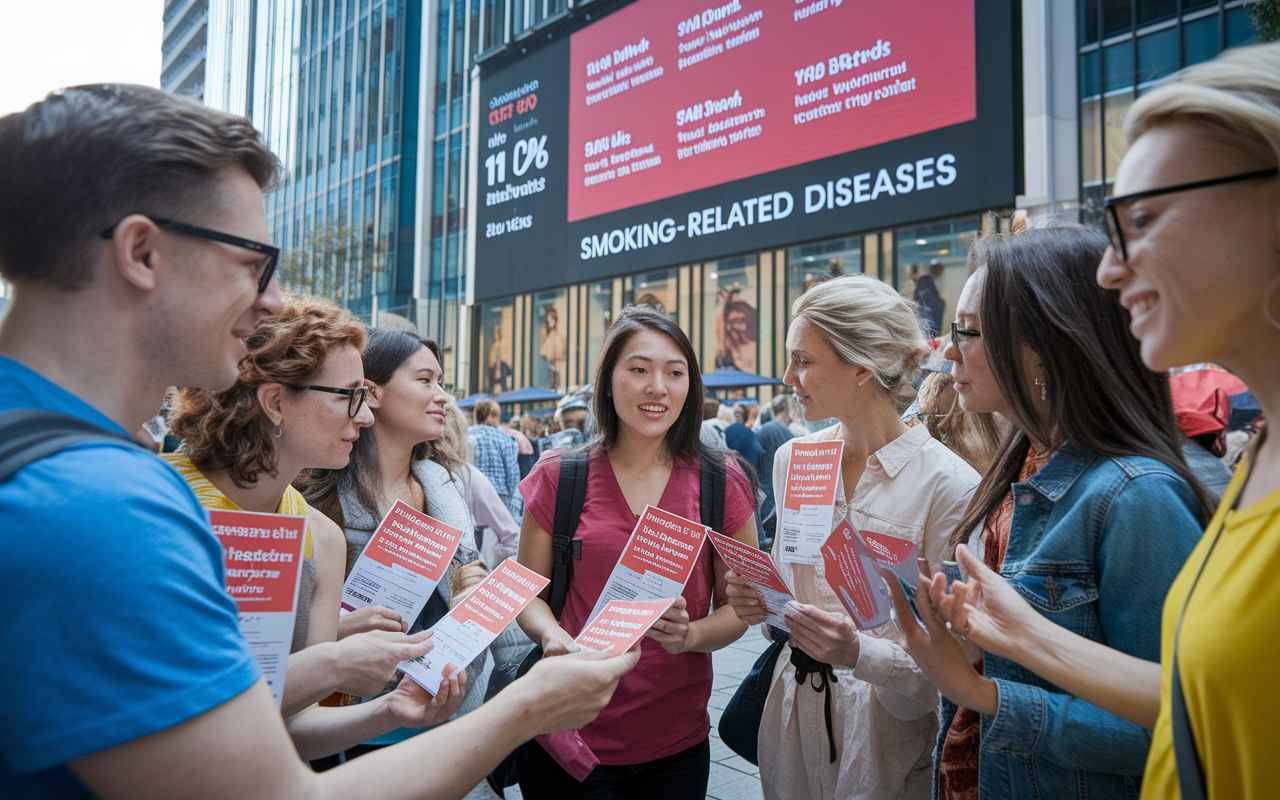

{"left": 167, "top": 294, "right": 465, "bottom": 759}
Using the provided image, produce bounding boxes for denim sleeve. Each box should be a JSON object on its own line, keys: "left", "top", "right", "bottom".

{"left": 981, "top": 472, "right": 1204, "bottom": 773}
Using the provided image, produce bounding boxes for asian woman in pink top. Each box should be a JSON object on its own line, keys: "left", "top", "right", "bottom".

{"left": 515, "top": 305, "right": 760, "bottom": 799}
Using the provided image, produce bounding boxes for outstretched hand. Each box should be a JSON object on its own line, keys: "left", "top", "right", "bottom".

{"left": 882, "top": 567, "right": 997, "bottom": 715}
{"left": 928, "top": 544, "right": 1044, "bottom": 664}
{"left": 384, "top": 670, "right": 468, "bottom": 729}
{"left": 724, "top": 571, "right": 768, "bottom": 626}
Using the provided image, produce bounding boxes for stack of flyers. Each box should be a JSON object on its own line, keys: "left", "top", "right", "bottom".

{"left": 821, "top": 522, "right": 919, "bottom": 630}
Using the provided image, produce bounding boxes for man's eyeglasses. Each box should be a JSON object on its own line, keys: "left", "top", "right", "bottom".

{"left": 1103, "top": 167, "right": 1278, "bottom": 262}
{"left": 100, "top": 216, "right": 280, "bottom": 293}
{"left": 951, "top": 321, "right": 982, "bottom": 345}
{"left": 286, "top": 384, "right": 370, "bottom": 418}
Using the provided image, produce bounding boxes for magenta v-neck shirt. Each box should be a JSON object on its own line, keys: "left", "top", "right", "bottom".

{"left": 521, "top": 447, "right": 755, "bottom": 764}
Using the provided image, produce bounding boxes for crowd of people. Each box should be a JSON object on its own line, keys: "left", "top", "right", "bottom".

{"left": 2, "top": 39, "right": 1279, "bottom": 800}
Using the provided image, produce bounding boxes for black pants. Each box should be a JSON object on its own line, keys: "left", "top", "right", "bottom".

{"left": 517, "top": 737, "right": 710, "bottom": 800}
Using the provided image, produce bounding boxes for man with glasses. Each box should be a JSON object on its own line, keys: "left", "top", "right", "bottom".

{"left": 0, "top": 84, "right": 635, "bottom": 800}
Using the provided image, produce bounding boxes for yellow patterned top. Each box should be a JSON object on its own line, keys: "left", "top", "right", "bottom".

{"left": 161, "top": 451, "right": 313, "bottom": 559}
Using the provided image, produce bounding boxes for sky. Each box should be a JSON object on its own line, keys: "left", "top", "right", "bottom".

{"left": 0, "top": 0, "right": 163, "bottom": 118}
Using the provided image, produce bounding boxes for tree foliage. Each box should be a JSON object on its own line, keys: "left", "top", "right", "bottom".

{"left": 1253, "top": 0, "right": 1280, "bottom": 42}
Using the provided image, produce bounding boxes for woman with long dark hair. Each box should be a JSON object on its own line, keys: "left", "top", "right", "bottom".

{"left": 304, "top": 327, "right": 491, "bottom": 754}
{"left": 922, "top": 43, "right": 1280, "bottom": 798}
{"left": 514, "top": 305, "right": 759, "bottom": 799}
{"left": 885, "top": 224, "right": 1211, "bottom": 800}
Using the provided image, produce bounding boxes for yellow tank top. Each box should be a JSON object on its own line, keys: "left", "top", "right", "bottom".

{"left": 1141, "top": 454, "right": 1280, "bottom": 798}
{"left": 161, "top": 451, "right": 313, "bottom": 559}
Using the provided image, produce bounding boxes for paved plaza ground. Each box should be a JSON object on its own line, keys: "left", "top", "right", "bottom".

{"left": 471, "top": 626, "right": 770, "bottom": 800}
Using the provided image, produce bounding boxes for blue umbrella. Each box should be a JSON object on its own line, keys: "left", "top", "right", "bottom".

{"left": 494, "top": 386, "right": 565, "bottom": 403}
{"left": 701, "top": 367, "right": 785, "bottom": 388}
{"left": 1229, "top": 391, "right": 1262, "bottom": 429}
{"left": 455, "top": 392, "right": 491, "bottom": 409}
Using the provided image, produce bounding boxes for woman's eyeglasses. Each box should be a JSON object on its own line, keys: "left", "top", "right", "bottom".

{"left": 286, "top": 384, "right": 369, "bottom": 418}
{"left": 951, "top": 321, "right": 982, "bottom": 345}
{"left": 1103, "top": 167, "right": 1278, "bottom": 262}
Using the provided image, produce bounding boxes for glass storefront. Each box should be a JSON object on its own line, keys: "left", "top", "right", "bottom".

{"left": 479, "top": 298, "right": 515, "bottom": 394}
{"left": 624, "top": 269, "right": 678, "bottom": 317}
{"left": 786, "top": 235, "right": 862, "bottom": 312}
{"left": 896, "top": 219, "right": 980, "bottom": 338}
{"left": 703, "top": 256, "right": 759, "bottom": 375}
{"left": 532, "top": 289, "right": 568, "bottom": 392}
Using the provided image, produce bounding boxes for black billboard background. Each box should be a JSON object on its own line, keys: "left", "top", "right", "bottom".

{"left": 474, "top": 0, "right": 1020, "bottom": 302}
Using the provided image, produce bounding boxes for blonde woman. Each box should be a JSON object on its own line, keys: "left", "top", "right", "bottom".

{"left": 726, "top": 275, "right": 980, "bottom": 799}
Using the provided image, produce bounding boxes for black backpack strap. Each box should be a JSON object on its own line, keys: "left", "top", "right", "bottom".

{"left": 699, "top": 450, "right": 727, "bottom": 534}
{"left": 547, "top": 450, "right": 590, "bottom": 619}
{"left": 0, "top": 409, "right": 145, "bottom": 485}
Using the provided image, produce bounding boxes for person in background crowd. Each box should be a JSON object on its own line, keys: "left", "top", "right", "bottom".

{"left": 443, "top": 396, "right": 521, "bottom": 569}
{"left": 725, "top": 275, "right": 980, "bottom": 800}
{"left": 167, "top": 295, "right": 466, "bottom": 758}
{"left": 700, "top": 396, "right": 727, "bottom": 448}
{"left": 302, "top": 329, "right": 493, "bottom": 764}
{"left": 468, "top": 397, "right": 523, "bottom": 519}
{"left": 910, "top": 264, "right": 946, "bottom": 339}
{"left": 754, "top": 393, "right": 796, "bottom": 547}
{"left": 925, "top": 43, "right": 1280, "bottom": 800}
{"left": 904, "top": 359, "right": 1004, "bottom": 474}
{"left": 786, "top": 395, "right": 813, "bottom": 437}
{"left": 885, "top": 224, "right": 1211, "bottom": 800}
{"left": 724, "top": 403, "right": 768, "bottom": 546}
{"left": 1168, "top": 369, "right": 1235, "bottom": 498}
{"left": 0, "top": 82, "right": 636, "bottom": 800}
{"left": 542, "top": 393, "right": 591, "bottom": 451}
{"left": 516, "top": 305, "right": 760, "bottom": 799}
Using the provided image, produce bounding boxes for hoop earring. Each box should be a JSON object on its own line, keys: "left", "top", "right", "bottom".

{"left": 1264, "top": 275, "right": 1280, "bottom": 332}
{"left": 1034, "top": 378, "right": 1047, "bottom": 402}
{"left": 273, "top": 426, "right": 283, "bottom": 438}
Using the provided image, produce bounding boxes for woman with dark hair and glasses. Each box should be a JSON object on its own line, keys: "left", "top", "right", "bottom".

{"left": 514, "top": 305, "right": 759, "bottom": 799}
{"left": 882, "top": 224, "right": 1212, "bottom": 800}
{"left": 919, "top": 43, "right": 1280, "bottom": 799}
{"left": 302, "top": 326, "right": 491, "bottom": 759}
{"left": 168, "top": 295, "right": 466, "bottom": 759}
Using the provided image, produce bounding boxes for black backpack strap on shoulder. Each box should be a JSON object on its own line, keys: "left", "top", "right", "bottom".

{"left": 0, "top": 409, "right": 145, "bottom": 485}
{"left": 547, "top": 450, "right": 590, "bottom": 619}
{"left": 699, "top": 450, "right": 727, "bottom": 534}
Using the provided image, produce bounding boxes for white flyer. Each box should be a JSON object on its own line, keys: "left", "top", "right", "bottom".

{"left": 399, "top": 558, "right": 549, "bottom": 695}
{"left": 586, "top": 505, "right": 709, "bottom": 623}
{"left": 340, "top": 499, "right": 464, "bottom": 622}
{"left": 778, "top": 441, "right": 843, "bottom": 565}
{"left": 208, "top": 508, "right": 309, "bottom": 708}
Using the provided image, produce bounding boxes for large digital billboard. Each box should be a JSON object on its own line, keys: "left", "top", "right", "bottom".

{"left": 474, "top": 0, "right": 1018, "bottom": 301}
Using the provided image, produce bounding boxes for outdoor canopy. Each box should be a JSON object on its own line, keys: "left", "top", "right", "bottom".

{"left": 494, "top": 386, "right": 565, "bottom": 403}
{"left": 455, "top": 393, "right": 491, "bottom": 409}
{"left": 700, "top": 367, "right": 786, "bottom": 389}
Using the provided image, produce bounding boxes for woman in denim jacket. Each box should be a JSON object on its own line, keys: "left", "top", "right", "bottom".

{"left": 885, "top": 225, "right": 1214, "bottom": 800}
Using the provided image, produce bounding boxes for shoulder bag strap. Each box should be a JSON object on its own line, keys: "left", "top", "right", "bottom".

{"left": 547, "top": 450, "right": 589, "bottom": 619}
{"left": 0, "top": 409, "right": 145, "bottom": 485}
{"left": 699, "top": 451, "right": 727, "bottom": 534}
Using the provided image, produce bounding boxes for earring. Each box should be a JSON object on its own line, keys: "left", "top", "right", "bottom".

{"left": 273, "top": 425, "right": 283, "bottom": 438}
{"left": 1264, "top": 275, "right": 1280, "bottom": 332}
{"left": 1034, "top": 378, "right": 1047, "bottom": 402}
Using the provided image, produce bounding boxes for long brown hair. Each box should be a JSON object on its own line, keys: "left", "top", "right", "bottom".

{"left": 950, "top": 224, "right": 1214, "bottom": 545}
{"left": 170, "top": 294, "right": 366, "bottom": 487}
{"left": 302, "top": 328, "right": 463, "bottom": 520}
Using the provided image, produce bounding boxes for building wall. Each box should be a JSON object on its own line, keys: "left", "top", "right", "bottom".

{"left": 1076, "top": 0, "right": 1260, "bottom": 223}
{"left": 162, "top": 0, "right": 209, "bottom": 100}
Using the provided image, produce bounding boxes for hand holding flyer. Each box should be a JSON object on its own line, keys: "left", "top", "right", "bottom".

{"left": 821, "top": 522, "right": 919, "bottom": 631}
{"left": 575, "top": 598, "right": 677, "bottom": 654}
{"left": 586, "top": 505, "right": 709, "bottom": 622}
{"left": 209, "top": 508, "right": 309, "bottom": 708}
{"left": 779, "top": 441, "right": 843, "bottom": 565}
{"left": 341, "top": 499, "right": 464, "bottom": 622}
{"left": 399, "top": 558, "right": 549, "bottom": 694}
{"left": 707, "top": 530, "right": 796, "bottom": 632}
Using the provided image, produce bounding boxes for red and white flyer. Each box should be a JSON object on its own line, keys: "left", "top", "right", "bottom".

{"left": 708, "top": 530, "right": 796, "bottom": 632}
{"left": 575, "top": 597, "right": 677, "bottom": 653}
{"left": 821, "top": 521, "right": 919, "bottom": 630}
{"left": 586, "top": 505, "right": 709, "bottom": 622}
{"left": 779, "top": 441, "right": 843, "bottom": 565}
{"left": 209, "top": 508, "right": 309, "bottom": 708}
{"left": 399, "top": 558, "right": 549, "bottom": 694}
{"left": 340, "top": 499, "right": 464, "bottom": 622}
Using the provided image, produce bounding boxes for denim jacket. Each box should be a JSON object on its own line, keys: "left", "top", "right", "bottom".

{"left": 933, "top": 443, "right": 1205, "bottom": 800}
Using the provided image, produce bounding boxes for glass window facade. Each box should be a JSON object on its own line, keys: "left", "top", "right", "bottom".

{"left": 896, "top": 218, "right": 980, "bottom": 339}
{"left": 1077, "top": 0, "right": 1258, "bottom": 223}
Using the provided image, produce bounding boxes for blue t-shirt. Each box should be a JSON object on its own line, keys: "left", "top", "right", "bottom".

{"left": 0, "top": 355, "right": 259, "bottom": 798}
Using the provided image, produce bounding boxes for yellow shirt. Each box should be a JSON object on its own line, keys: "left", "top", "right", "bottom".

{"left": 1142, "top": 456, "right": 1280, "bottom": 798}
